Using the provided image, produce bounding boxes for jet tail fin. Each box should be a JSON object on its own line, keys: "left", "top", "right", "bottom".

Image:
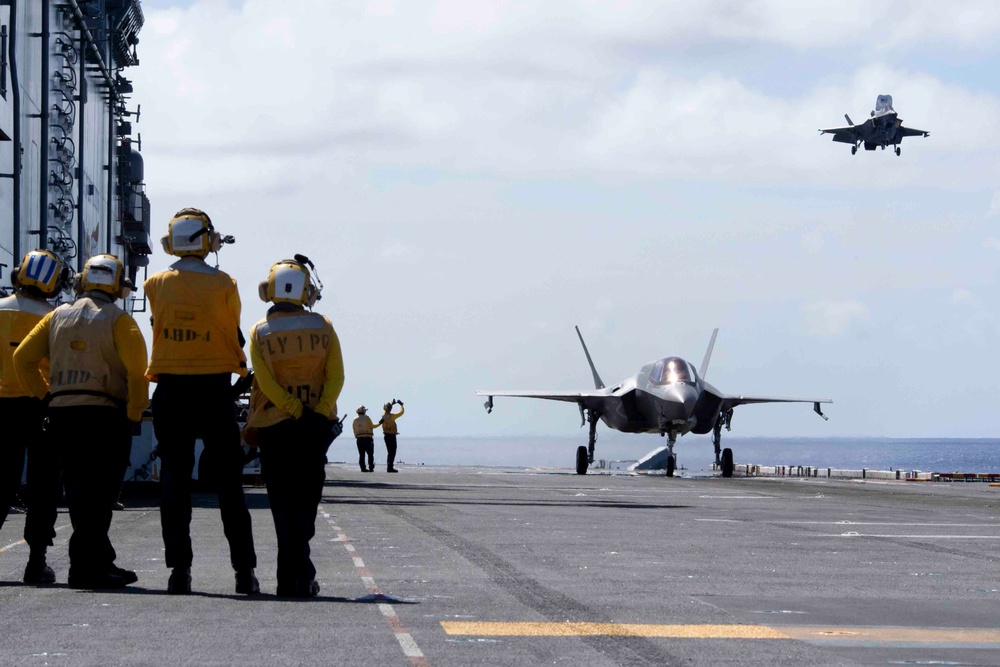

{"left": 699, "top": 328, "right": 719, "bottom": 380}
{"left": 574, "top": 325, "right": 605, "bottom": 389}
{"left": 844, "top": 114, "right": 854, "bottom": 126}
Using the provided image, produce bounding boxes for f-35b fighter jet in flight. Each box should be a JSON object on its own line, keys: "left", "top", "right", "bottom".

{"left": 820, "top": 95, "right": 929, "bottom": 156}
{"left": 478, "top": 328, "right": 831, "bottom": 477}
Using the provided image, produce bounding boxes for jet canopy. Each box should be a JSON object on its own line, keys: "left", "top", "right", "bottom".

{"left": 875, "top": 95, "right": 894, "bottom": 112}
{"left": 649, "top": 357, "right": 698, "bottom": 386}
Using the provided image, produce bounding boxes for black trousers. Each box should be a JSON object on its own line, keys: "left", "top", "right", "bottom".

{"left": 258, "top": 419, "right": 325, "bottom": 586}
{"left": 0, "top": 397, "right": 58, "bottom": 555}
{"left": 384, "top": 434, "right": 397, "bottom": 469}
{"left": 153, "top": 374, "right": 256, "bottom": 571}
{"left": 356, "top": 437, "right": 374, "bottom": 470}
{"left": 48, "top": 406, "right": 131, "bottom": 574}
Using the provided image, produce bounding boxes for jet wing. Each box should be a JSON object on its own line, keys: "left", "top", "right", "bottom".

{"left": 476, "top": 390, "right": 606, "bottom": 404}
{"left": 723, "top": 395, "right": 831, "bottom": 408}
{"left": 818, "top": 126, "right": 863, "bottom": 144}
{"left": 897, "top": 126, "right": 929, "bottom": 138}
{"left": 722, "top": 395, "right": 832, "bottom": 420}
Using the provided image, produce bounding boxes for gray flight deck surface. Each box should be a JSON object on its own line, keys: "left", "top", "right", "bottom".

{"left": 2, "top": 466, "right": 999, "bottom": 666}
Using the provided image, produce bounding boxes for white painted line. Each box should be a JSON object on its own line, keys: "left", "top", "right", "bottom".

{"left": 396, "top": 632, "right": 425, "bottom": 657}
{"left": 778, "top": 521, "right": 1000, "bottom": 527}
{"left": 699, "top": 495, "right": 773, "bottom": 499}
{"left": 322, "top": 505, "right": 430, "bottom": 666}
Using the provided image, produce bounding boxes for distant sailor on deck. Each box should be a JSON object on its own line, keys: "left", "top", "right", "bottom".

{"left": 0, "top": 251, "right": 66, "bottom": 585}
{"left": 145, "top": 208, "right": 258, "bottom": 596}
{"left": 14, "top": 255, "right": 148, "bottom": 590}
{"left": 248, "top": 256, "right": 344, "bottom": 597}
{"left": 379, "top": 399, "right": 404, "bottom": 473}
{"left": 353, "top": 406, "right": 378, "bottom": 472}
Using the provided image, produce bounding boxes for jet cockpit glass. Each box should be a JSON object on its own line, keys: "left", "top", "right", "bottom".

{"left": 649, "top": 357, "right": 697, "bottom": 386}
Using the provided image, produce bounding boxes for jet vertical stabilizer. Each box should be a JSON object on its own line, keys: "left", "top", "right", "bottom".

{"left": 699, "top": 328, "right": 719, "bottom": 380}
{"left": 575, "top": 325, "right": 605, "bottom": 389}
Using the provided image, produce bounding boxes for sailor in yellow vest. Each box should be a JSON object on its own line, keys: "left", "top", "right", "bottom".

{"left": 352, "top": 406, "right": 378, "bottom": 472}
{"left": 0, "top": 251, "right": 67, "bottom": 585}
{"left": 14, "top": 255, "right": 148, "bottom": 590}
{"left": 247, "top": 256, "right": 344, "bottom": 597}
{"left": 144, "top": 208, "right": 257, "bottom": 595}
{"left": 378, "top": 399, "right": 404, "bottom": 472}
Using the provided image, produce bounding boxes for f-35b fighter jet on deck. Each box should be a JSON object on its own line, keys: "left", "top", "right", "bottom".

{"left": 478, "top": 328, "right": 831, "bottom": 477}
{"left": 820, "top": 95, "right": 929, "bottom": 156}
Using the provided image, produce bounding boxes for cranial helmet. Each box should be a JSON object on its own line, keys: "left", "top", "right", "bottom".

{"left": 383, "top": 402, "right": 392, "bottom": 412}
{"left": 80, "top": 254, "right": 125, "bottom": 298}
{"left": 258, "top": 259, "right": 319, "bottom": 307}
{"left": 161, "top": 208, "right": 221, "bottom": 258}
{"left": 357, "top": 406, "right": 366, "bottom": 415}
{"left": 11, "top": 249, "right": 66, "bottom": 298}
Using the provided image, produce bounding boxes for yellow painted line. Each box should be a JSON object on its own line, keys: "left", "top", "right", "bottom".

{"left": 0, "top": 523, "right": 71, "bottom": 553}
{"left": 440, "top": 622, "right": 790, "bottom": 639}
{"left": 441, "top": 622, "right": 1000, "bottom": 645}
{"left": 781, "top": 626, "right": 1000, "bottom": 644}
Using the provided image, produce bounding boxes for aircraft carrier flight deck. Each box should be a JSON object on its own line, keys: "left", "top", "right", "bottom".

{"left": 2, "top": 465, "right": 999, "bottom": 666}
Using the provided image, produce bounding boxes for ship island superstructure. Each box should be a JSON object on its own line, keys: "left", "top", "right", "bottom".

{"left": 1, "top": 0, "right": 150, "bottom": 311}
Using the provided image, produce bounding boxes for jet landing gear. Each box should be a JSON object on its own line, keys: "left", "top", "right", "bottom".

{"left": 851, "top": 145, "right": 857, "bottom": 155}
{"left": 576, "top": 409, "right": 599, "bottom": 475}
{"left": 714, "top": 410, "right": 735, "bottom": 478}
{"left": 895, "top": 146, "right": 901, "bottom": 156}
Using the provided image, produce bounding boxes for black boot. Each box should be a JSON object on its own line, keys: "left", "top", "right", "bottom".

{"left": 23, "top": 556, "right": 56, "bottom": 585}
{"left": 235, "top": 569, "right": 260, "bottom": 595}
{"left": 167, "top": 567, "right": 192, "bottom": 594}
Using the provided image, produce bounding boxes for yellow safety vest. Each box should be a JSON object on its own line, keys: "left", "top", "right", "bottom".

{"left": 353, "top": 415, "right": 375, "bottom": 437}
{"left": 381, "top": 406, "right": 403, "bottom": 435}
{"left": 47, "top": 297, "right": 129, "bottom": 409}
{"left": 0, "top": 295, "right": 52, "bottom": 398}
{"left": 247, "top": 310, "right": 335, "bottom": 428}
{"left": 144, "top": 258, "right": 247, "bottom": 380}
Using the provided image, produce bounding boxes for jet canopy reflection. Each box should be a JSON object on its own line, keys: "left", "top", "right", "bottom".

{"left": 649, "top": 357, "right": 698, "bottom": 386}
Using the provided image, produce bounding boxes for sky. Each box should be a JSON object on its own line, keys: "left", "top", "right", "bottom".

{"left": 128, "top": 0, "right": 1000, "bottom": 442}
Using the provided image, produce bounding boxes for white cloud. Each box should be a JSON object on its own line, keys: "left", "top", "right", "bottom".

{"left": 801, "top": 299, "right": 869, "bottom": 336}
{"left": 990, "top": 192, "right": 1000, "bottom": 216}
{"left": 952, "top": 288, "right": 979, "bottom": 306}
{"left": 376, "top": 241, "right": 423, "bottom": 263}
{"left": 129, "top": 2, "right": 1000, "bottom": 198}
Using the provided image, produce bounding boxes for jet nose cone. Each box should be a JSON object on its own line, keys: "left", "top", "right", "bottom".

{"left": 664, "top": 384, "right": 699, "bottom": 412}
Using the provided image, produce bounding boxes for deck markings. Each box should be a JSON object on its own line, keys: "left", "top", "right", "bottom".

{"left": 441, "top": 622, "right": 1000, "bottom": 646}
{"left": 1, "top": 523, "right": 71, "bottom": 553}
{"left": 321, "top": 508, "right": 430, "bottom": 667}
{"left": 835, "top": 534, "right": 1000, "bottom": 539}
{"left": 441, "top": 622, "right": 788, "bottom": 638}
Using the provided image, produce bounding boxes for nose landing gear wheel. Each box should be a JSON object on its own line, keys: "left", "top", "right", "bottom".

{"left": 721, "top": 448, "right": 734, "bottom": 478}
{"left": 895, "top": 146, "right": 901, "bottom": 156}
{"left": 851, "top": 145, "right": 857, "bottom": 155}
{"left": 575, "top": 446, "right": 588, "bottom": 475}
{"left": 666, "top": 455, "right": 675, "bottom": 477}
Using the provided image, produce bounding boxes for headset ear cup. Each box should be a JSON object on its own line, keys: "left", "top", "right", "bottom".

{"left": 209, "top": 231, "right": 222, "bottom": 253}
{"left": 10, "top": 264, "right": 21, "bottom": 289}
{"left": 160, "top": 234, "right": 171, "bottom": 255}
{"left": 258, "top": 280, "right": 269, "bottom": 303}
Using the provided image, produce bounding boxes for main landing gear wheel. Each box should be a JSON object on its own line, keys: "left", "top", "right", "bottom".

{"left": 851, "top": 145, "right": 857, "bottom": 155}
{"left": 666, "top": 455, "right": 675, "bottom": 478}
{"left": 721, "top": 448, "right": 734, "bottom": 478}
{"left": 575, "top": 446, "right": 588, "bottom": 475}
{"left": 895, "top": 146, "right": 901, "bottom": 156}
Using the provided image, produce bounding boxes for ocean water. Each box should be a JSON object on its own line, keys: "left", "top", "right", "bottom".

{"left": 345, "top": 435, "right": 1000, "bottom": 473}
